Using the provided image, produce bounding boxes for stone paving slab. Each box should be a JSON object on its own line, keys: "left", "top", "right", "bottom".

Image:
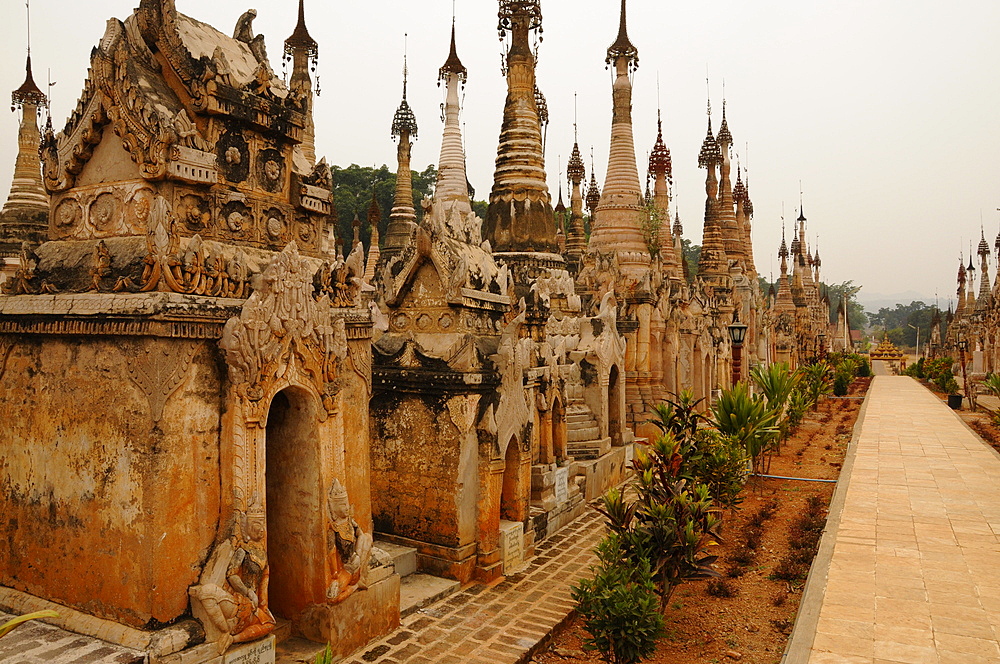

{"left": 0, "top": 610, "right": 144, "bottom": 664}
{"left": 786, "top": 376, "right": 1000, "bottom": 664}
{"left": 337, "top": 509, "right": 604, "bottom": 664}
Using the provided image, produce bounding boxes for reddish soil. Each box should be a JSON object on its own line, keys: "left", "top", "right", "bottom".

{"left": 535, "top": 377, "right": 871, "bottom": 664}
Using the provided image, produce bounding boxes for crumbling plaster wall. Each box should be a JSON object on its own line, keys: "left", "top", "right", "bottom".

{"left": 0, "top": 334, "right": 222, "bottom": 628}
{"left": 369, "top": 392, "right": 478, "bottom": 549}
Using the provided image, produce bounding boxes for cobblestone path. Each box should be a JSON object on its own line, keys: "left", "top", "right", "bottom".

{"left": 344, "top": 509, "right": 604, "bottom": 664}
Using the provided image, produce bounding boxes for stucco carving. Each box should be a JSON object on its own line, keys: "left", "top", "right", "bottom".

{"left": 123, "top": 339, "right": 198, "bottom": 422}
{"left": 325, "top": 479, "right": 373, "bottom": 603}
{"left": 491, "top": 308, "right": 531, "bottom": 459}
{"left": 189, "top": 494, "right": 276, "bottom": 653}
{"left": 221, "top": 242, "right": 348, "bottom": 414}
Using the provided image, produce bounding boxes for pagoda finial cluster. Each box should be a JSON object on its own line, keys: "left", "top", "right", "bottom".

{"left": 498, "top": 0, "right": 542, "bottom": 37}
{"left": 647, "top": 112, "right": 672, "bottom": 183}
{"left": 391, "top": 40, "right": 418, "bottom": 140}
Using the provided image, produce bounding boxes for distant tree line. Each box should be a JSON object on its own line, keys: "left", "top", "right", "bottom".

{"left": 866, "top": 301, "right": 944, "bottom": 349}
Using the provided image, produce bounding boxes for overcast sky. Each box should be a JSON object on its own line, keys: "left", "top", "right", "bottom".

{"left": 2, "top": 0, "right": 998, "bottom": 306}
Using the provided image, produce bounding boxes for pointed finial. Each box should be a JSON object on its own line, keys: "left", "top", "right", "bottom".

{"left": 440, "top": 12, "right": 468, "bottom": 81}
{"left": 402, "top": 33, "right": 409, "bottom": 99}
{"left": 284, "top": 0, "right": 319, "bottom": 63}
{"left": 12, "top": 0, "right": 46, "bottom": 112}
{"left": 606, "top": 0, "right": 638, "bottom": 70}
{"left": 573, "top": 92, "right": 579, "bottom": 142}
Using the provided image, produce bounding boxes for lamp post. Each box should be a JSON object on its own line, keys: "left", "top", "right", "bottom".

{"left": 908, "top": 323, "right": 920, "bottom": 360}
{"left": 728, "top": 315, "right": 749, "bottom": 387}
{"left": 957, "top": 336, "right": 972, "bottom": 411}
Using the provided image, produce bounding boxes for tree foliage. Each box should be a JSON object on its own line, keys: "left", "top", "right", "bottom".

{"left": 329, "top": 163, "right": 437, "bottom": 257}
{"left": 866, "top": 301, "right": 943, "bottom": 348}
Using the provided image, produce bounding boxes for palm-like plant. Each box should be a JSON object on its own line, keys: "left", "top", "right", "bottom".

{"left": 647, "top": 389, "right": 708, "bottom": 444}
{"left": 711, "top": 382, "right": 779, "bottom": 475}
{"left": 751, "top": 362, "right": 800, "bottom": 450}
{"left": 0, "top": 611, "right": 59, "bottom": 640}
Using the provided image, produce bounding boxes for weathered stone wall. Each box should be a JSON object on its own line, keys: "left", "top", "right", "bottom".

{"left": 369, "top": 392, "right": 478, "bottom": 549}
{"left": 0, "top": 333, "right": 222, "bottom": 628}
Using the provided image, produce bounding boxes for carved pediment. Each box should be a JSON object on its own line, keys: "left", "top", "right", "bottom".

{"left": 221, "top": 242, "right": 347, "bottom": 413}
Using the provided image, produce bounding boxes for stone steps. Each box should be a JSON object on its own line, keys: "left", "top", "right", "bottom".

{"left": 567, "top": 425, "right": 600, "bottom": 442}
{"left": 567, "top": 436, "right": 611, "bottom": 460}
{"left": 399, "top": 574, "right": 461, "bottom": 617}
{"left": 374, "top": 540, "right": 417, "bottom": 579}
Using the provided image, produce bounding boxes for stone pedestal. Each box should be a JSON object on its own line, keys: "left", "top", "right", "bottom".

{"left": 554, "top": 467, "right": 569, "bottom": 505}
{"left": 296, "top": 574, "right": 400, "bottom": 661}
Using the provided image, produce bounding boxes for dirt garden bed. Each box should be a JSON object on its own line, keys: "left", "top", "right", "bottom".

{"left": 533, "top": 377, "right": 871, "bottom": 664}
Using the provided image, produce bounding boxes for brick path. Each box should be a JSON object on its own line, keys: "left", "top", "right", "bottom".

{"left": 342, "top": 509, "right": 605, "bottom": 664}
{"left": 0, "top": 611, "right": 143, "bottom": 664}
{"left": 786, "top": 376, "right": 1000, "bottom": 663}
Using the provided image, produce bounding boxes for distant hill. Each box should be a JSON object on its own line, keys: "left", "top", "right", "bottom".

{"left": 858, "top": 291, "right": 936, "bottom": 313}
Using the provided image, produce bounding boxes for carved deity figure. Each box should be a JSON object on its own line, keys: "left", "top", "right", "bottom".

{"left": 189, "top": 496, "right": 276, "bottom": 653}
{"left": 326, "top": 479, "right": 373, "bottom": 603}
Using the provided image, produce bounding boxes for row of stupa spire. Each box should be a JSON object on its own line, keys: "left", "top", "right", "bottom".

{"left": 2, "top": 0, "right": 808, "bottom": 300}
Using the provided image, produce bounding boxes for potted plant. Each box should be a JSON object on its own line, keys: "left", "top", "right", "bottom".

{"left": 943, "top": 376, "right": 963, "bottom": 410}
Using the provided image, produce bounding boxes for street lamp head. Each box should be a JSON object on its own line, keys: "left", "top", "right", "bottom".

{"left": 728, "top": 321, "right": 749, "bottom": 346}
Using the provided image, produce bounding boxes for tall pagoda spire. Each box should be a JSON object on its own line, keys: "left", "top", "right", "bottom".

{"left": 716, "top": 99, "right": 743, "bottom": 265}
{"left": 433, "top": 17, "right": 471, "bottom": 212}
{"left": 284, "top": 0, "right": 319, "bottom": 166}
{"left": 977, "top": 227, "right": 992, "bottom": 308}
{"left": 697, "top": 88, "right": 725, "bottom": 277}
{"left": 1, "top": 0, "right": 49, "bottom": 263}
{"left": 383, "top": 37, "right": 419, "bottom": 260}
{"left": 648, "top": 110, "right": 677, "bottom": 279}
{"left": 565, "top": 139, "right": 587, "bottom": 270}
{"left": 484, "top": 0, "right": 559, "bottom": 257}
{"left": 589, "top": 0, "right": 649, "bottom": 276}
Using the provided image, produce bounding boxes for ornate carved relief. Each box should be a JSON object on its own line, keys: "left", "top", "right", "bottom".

{"left": 88, "top": 192, "right": 123, "bottom": 236}
{"left": 217, "top": 128, "right": 250, "bottom": 183}
{"left": 122, "top": 339, "right": 198, "bottom": 422}
{"left": 189, "top": 494, "right": 276, "bottom": 654}
{"left": 221, "top": 242, "right": 348, "bottom": 416}
{"left": 256, "top": 148, "right": 284, "bottom": 193}
{"left": 178, "top": 193, "right": 212, "bottom": 233}
{"left": 325, "top": 479, "right": 373, "bottom": 603}
{"left": 53, "top": 197, "right": 83, "bottom": 237}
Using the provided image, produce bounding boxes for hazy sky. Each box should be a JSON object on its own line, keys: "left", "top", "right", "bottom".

{"left": 2, "top": 0, "right": 998, "bottom": 306}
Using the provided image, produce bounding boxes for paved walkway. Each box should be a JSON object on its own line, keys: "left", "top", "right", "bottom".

{"left": 786, "top": 376, "right": 1000, "bottom": 664}
{"left": 0, "top": 611, "right": 143, "bottom": 664}
{"left": 334, "top": 509, "right": 603, "bottom": 664}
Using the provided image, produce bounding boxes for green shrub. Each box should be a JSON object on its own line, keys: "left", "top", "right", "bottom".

{"left": 599, "top": 435, "right": 723, "bottom": 608}
{"left": 833, "top": 369, "right": 852, "bottom": 396}
{"left": 313, "top": 645, "right": 333, "bottom": 664}
{"left": 688, "top": 430, "right": 748, "bottom": 511}
{"left": 572, "top": 534, "right": 666, "bottom": 664}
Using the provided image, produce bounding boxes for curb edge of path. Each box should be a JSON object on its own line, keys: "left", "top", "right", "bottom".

{"left": 781, "top": 379, "right": 875, "bottom": 664}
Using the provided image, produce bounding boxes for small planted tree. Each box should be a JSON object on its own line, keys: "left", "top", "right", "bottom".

{"left": 597, "top": 435, "right": 723, "bottom": 609}
{"left": 572, "top": 534, "right": 666, "bottom": 664}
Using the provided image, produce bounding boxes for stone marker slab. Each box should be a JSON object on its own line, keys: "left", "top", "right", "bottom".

{"left": 499, "top": 519, "right": 524, "bottom": 574}
{"left": 554, "top": 466, "right": 568, "bottom": 504}
{"left": 224, "top": 635, "right": 275, "bottom": 664}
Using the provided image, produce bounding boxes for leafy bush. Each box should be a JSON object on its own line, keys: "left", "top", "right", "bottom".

{"left": 598, "top": 435, "right": 723, "bottom": 608}
{"left": 647, "top": 389, "right": 707, "bottom": 444}
{"left": 573, "top": 535, "right": 665, "bottom": 664}
{"left": 313, "top": 645, "right": 333, "bottom": 664}
{"left": 833, "top": 369, "right": 852, "bottom": 396}
{"left": 800, "top": 361, "right": 833, "bottom": 408}
{"left": 687, "top": 430, "right": 748, "bottom": 511}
